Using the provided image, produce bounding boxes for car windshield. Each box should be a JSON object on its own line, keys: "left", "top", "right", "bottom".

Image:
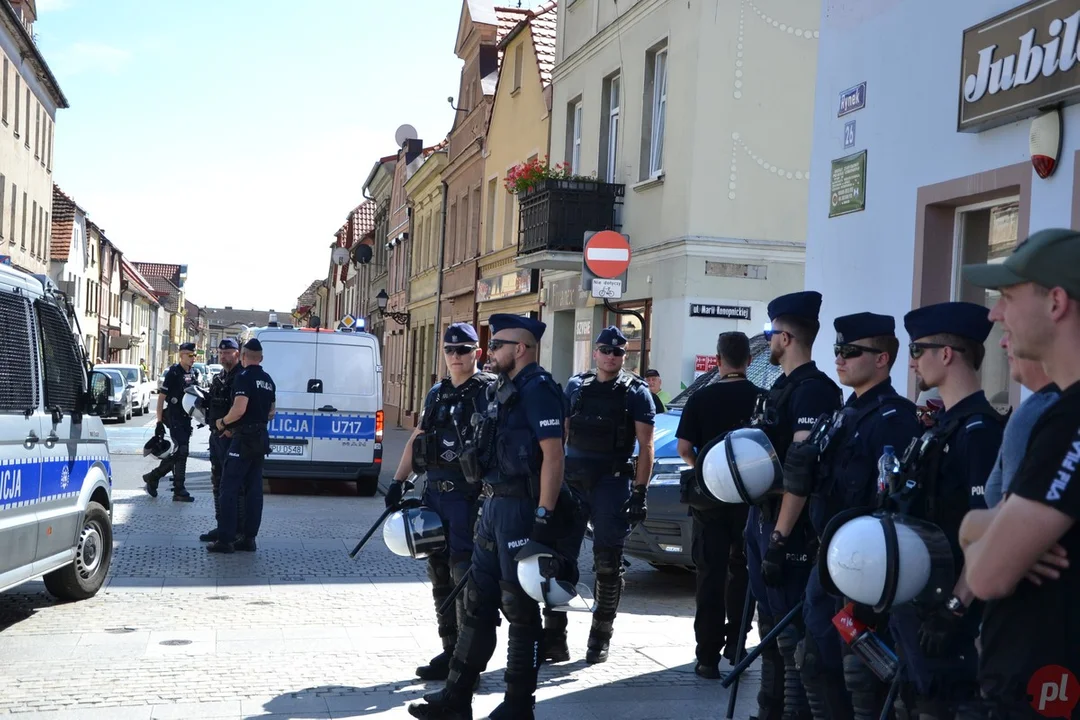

{"left": 101, "top": 369, "right": 125, "bottom": 387}
{"left": 665, "top": 332, "right": 782, "bottom": 409}
{"left": 120, "top": 368, "right": 139, "bottom": 384}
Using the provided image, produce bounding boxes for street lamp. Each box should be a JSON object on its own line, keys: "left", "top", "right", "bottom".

{"left": 375, "top": 289, "right": 410, "bottom": 325}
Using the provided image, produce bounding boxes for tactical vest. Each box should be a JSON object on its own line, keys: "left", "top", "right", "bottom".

{"left": 566, "top": 370, "right": 640, "bottom": 457}
{"left": 418, "top": 373, "right": 495, "bottom": 471}
{"left": 478, "top": 368, "right": 562, "bottom": 492}
{"left": 207, "top": 366, "right": 239, "bottom": 426}
{"left": 751, "top": 366, "right": 842, "bottom": 463}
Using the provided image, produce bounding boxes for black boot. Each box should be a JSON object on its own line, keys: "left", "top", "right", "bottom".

{"left": 752, "top": 615, "right": 784, "bottom": 720}
{"left": 777, "top": 621, "right": 811, "bottom": 720}
{"left": 489, "top": 581, "right": 541, "bottom": 720}
{"left": 541, "top": 609, "right": 569, "bottom": 663}
{"left": 142, "top": 471, "right": 160, "bottom": 498}
{"left": 798, "top": 636, "right": 853, "bottom": 720}
{"left": 201, "top": 469, "right": 222, "bottom": 541}
{"left": 407, "top": 690, "right": 472, "bottom": 720}
{"left": 843, "top": 652, "right": 886, "bottom": 720}
{"left": 199, "top": 528, "right": 219, "bottom": 542}
{"left": 418, "top": 557, "right": 458, "bottom": 681}
{"left": 586, "top": 548, "right": 625, "bottom": 664}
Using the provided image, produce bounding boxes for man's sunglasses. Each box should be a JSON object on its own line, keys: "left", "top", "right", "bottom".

{"left": 834, "top": 343, "right": 883, "bottom": 359}
{"left": 444, "top": 345, "right": 476, "bottom": 356}
{"left": 763, "top": 329, "right": 794, "bottom": 342}
{"left": 597, "top": 345, "right": 626, "bottom": 357}
{"left": 909, "top": 342, "right": 967, "bottom": 359}
{"left": 488, "top": 339, "right": 533, "bottom": 352}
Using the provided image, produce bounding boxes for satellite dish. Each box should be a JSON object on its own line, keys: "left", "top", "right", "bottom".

{"left": 351, "top": 244, "right": 374, "bottom": 265}
{"left": 394, "top": 124, "right": 419, "bottom": 148}
{"left": 331, "top": 246, "right": 350, "bottom": 266}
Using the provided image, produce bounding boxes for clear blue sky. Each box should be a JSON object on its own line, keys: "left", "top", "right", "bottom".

{"left": 35, "top": 0, "right": 497, "bottom": 312}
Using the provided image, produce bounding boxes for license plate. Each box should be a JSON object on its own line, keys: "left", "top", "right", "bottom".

{"left": 270, "top": 444, "right": 304, "bottom": 456}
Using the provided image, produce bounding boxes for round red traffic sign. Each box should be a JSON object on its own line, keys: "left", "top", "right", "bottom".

{"left": 584, "top": 231, "right": 631, "bottom": 279}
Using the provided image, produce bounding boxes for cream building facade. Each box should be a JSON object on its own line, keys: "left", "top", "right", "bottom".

{"left": 0, "top": 0, "right": 66, "bottom": 276}
{"left": 529, "top": 0, "right": 818, "bottom": 387}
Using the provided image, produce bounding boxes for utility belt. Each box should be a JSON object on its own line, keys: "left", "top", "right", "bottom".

{"left": 428, "top": 478, "right": 478, "bottom": 496}
{"left": 482, "top": 481, "right": 530, "bottom": 498}
{"left": 231, "top": 423, "right": 268, "bottom": 461}
{"left": 565, "top": 461, "right": 634, "bottom": 491}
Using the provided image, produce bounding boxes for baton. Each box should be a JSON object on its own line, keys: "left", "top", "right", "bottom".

{"left": 725, "top": 584, "right": 756, "bottom": 718}
{"left": 721, "top": 600, "right": 804, "bottom": 688}
{"left": 880, "top": 665, "right": 903, "bottom": 720}
{"left": 438, "top": 567, "right": 473, "bottom": 616}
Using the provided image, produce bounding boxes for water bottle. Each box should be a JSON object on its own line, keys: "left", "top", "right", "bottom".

{"left": 877, "top": 446, "right": 898, "bottom": 494}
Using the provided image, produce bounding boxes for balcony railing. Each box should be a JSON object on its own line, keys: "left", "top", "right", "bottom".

{"left": 517, "top": 179, "right": 625, "bottom": 256}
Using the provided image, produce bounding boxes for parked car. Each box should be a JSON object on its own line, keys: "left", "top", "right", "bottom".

{"left": 623, "top": 333, "right": 782, "bottom": 571}
{"left": 207, "top": 363, "right": 223, "bottom": 383}
{"left": 192, "top": 362, "right": 210, "bottom": 389}
{"left": 94, "top": 363, "right": 155, "bottom": 415}
{"left": 96, "top": 368, "right": 133, "bottom": 422}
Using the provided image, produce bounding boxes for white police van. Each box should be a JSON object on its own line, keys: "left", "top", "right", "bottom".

{"left": 239, "top": 321, "right": 384, "bottom": 495}
{"left": 0, "top": 264, "right": 116, "bottom": 600}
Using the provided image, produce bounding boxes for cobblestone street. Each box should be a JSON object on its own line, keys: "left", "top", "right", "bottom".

{"left": 0, "top": 425, "right": 762, "bottom": 719}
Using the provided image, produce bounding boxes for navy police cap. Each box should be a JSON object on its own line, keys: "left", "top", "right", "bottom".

{"left": 489, "top": 313, "right": 546, "bottom": 342}
{"left": 243, "top": 338, "right": 263, "bottom": 352}
{"left": 444, "top": 323, "right": 479, "bottom": 345}
{"left": 903, "top": 302, "right": 993, "bottom": 343}
{"left": 768, "top": 291, "right": 823, "bottom": 322}
{"left": 834, "top": 312, "right": 895, "bottom": 344}
{"left": 179, "top": 342, "right": 196, "bottom": 352}
{"left": 218, "top": 338, "right": 239, "bottom": 350}
{"left": 595, "top": 325, "right": 627, "bottom": 347}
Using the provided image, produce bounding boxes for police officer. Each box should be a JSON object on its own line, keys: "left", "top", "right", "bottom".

{"left": 544, "top": 326, "right": 655, "bottom": 665}
{"left": 879, "top": 302, "right": 1003, "bottom": 718}
{"left": 200, "top": 338, "right": 244, "bottom": 543}
{"left": 749, "top": 291, "right": 843, "bottom": 720}
{"left": 409, "top": 313, "right": 577, "bottom": 720}
{"left": 387, "top": 322, "right": 495, "bottom": 682}
{"left": 143, "top": 342, "right": 199, "bottom": 502}
{"left": 783, "top": 313, "right": 921, "bottom": 720}
{"left": 207, "top": 338, "right": 277, "bottom": 554}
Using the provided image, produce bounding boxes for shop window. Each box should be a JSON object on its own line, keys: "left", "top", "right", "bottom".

{"left": 952, "top": 199, "right": 1018, "bottom": 414}
{"left": 604, "top": 300, "right": 651, "bottom": 377}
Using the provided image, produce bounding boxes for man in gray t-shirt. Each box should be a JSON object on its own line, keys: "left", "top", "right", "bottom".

{"left": 984, "top": 333, "right": 1060, "bottom": 507}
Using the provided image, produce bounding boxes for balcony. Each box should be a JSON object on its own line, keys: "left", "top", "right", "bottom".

{"left": 515, "top": 180, "right": 625, "bottom": 272}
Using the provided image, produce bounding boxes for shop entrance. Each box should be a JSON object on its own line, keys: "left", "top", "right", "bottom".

{"left": 952, "top": 198, "right": 1019, "bottom": 414}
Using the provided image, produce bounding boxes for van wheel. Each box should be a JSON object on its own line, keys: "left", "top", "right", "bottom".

{"left": 43, "top": 502, "right": 113, "bottom": 601}
{"left": 356, "top": 476, "right": 378, "bottom": 497}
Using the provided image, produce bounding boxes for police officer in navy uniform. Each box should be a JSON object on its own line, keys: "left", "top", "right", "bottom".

{"left": 207, "top": 338, "right": 277, "bottom": 554}
{"left": 388, "top": 322, "right": 495, "bottom": 682}
{"left": 873, "top": 302, "right": 1003, "bottom": 719}
{"left": 783, "top": 313, "right": 921, "bottom": 720}
{"left": 143, "top": 342, "right": 199, "bottom": 502}
{"left": 200, "top": 338, "right": 244, "bottom": 543}
{"left": 748, "top": 291, "right": 843, "bottom": 720}
{"left": 409, "top": 313, "right": 577, "bottom": 720}
{"left": 544, "top": 326, "right": 655, "bottom": 665}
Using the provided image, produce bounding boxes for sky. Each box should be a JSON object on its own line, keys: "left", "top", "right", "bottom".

{"left": 33, "top": 0, "right": 523, "bottom": 312}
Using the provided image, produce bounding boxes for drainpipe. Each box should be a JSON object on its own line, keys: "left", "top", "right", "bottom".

{"left": 432, "top": 179, "right": 449, "bottom": 384}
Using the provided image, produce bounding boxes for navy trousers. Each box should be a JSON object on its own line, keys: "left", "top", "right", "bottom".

{"left": 745, "top": 504, "right": 813, "bottom": 617}
{"left": 218, "top": 437, "right": 264, "bottom": 541}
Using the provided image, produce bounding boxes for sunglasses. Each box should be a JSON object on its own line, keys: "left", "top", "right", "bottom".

{"left": 834, "top": 343, "right": 883, "bottom": 359}
{"left": 444, "top": 345, "right": 476, "bottom": 356}
{"left": 488, "top": 339, "right": 532, "bottom": 352}
{"left": 909, "top": 342, "right": 967, "bottom": 359}
{"left": 597, "top": 345, "right": 626, "bottom": 357}
{"left": 764, "top": 329, "right": 794, "bottom": 342}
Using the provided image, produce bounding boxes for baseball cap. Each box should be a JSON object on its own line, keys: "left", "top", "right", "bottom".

{"left": 963, "top": 228, "right": 1080, "bottom": 298}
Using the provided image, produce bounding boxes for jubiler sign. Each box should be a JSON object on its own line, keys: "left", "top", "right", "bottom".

{"left": 959, "top": 0, "right": 1080, "bottom": 132}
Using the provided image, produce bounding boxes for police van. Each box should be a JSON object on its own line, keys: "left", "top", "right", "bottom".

{"left": 239, "top": 321, "right": 384, "bottom": 495}
{"left": 0, "top": 264, "right": 117, "bottom": 599}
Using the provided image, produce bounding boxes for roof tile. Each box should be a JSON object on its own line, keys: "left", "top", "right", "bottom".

{"left": 49, "top": 184, "right": 78, "bottom": 262}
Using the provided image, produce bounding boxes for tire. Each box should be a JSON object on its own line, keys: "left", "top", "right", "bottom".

{"left": 356, "top": 476, "right": 379, "bottom": 497}
{"left": 43, "top": 501, "right": 113, "bottom": 601}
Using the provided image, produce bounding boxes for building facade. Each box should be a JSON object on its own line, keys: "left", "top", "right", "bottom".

{"left": 204, "top": 306, "right": 275, "bottom": 362}
{"left": 803, "top": 0, "right": 1069, "bottom": 410}
{"left": 0, "top": 0, "right": 66, "bottom": 276}
{"left": 118, "top": 258, "right": 158, "bottom": 367}
{"left": 533, "top": 0, "right": 815, "bottom": 387}
{"left": 91, "top": 224, "right": 123, "bottom": 363}
{"left": 362, "top": 155, "right": 397, "bottom": 349}
{"left": 134, "top": 262, "right": 188, "bottom": 370}
{"left": 48, "top": 184, "right": 94, "bottom": 347}
{"left": 473, "top": 3, "right": 555, "bottom": 347}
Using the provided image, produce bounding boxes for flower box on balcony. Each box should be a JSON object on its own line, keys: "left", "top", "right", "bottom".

{"left": 517, "top": 180, "right": 625, "bottom": 255}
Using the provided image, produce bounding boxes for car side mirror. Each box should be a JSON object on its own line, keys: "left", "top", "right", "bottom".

{"left": 85, "top": 371, "right": 113, "bottom": 417}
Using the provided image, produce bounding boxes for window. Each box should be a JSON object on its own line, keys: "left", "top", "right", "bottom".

{"left": 513, "top": 44, "right": 523, "bottom": 92}
{"left": 601, "top": 74, "right": 621, "bottom": 182}
{"left": 568, "top": 99, "right": 583, "bottom": 175}
{"left": 13, "top": 74, "right": 19, "bottom": 135}
{"left": 447, "top": 202, "right": 457, "bottom": 266}
{"left": 0, "top": 290, "right": 38, "bottom": 412}
{"left": 503, "top": 184, "right": 515, "bottom": 250}
{"left": 43, "top": 210, "right": 47, "bottom": 257}
{"left": 30, "top": 199, "right": 36, "bottom": 257}
{"left": 604, "top": 300, "right": 652, "bottom": 376}
{"left": 9, "top": 184, "right": 15, "bottom": 243}
{"left": 0, "top": 175, "right": 5, "bottom": 241}
{"left": 36, "top": 299, "right": 83, "bottom": 412}
{"left": 641, "top": 44, "right": 668, "bottom": 179}
{"left": 24, "top": 88, "right": 29, "bottom": 148}
{"left": 46, "top": 120, "right": 53, "bottom": 171}
{"left": 485, "top": 178, "right": 497, "bottom": 253}
{"left": 460, "top": 193, "right": 470, "bottom": 263}
{"left": 33, "top": 103, "right": 39, "bottom": 159}
{"left": 2, "top": 58, "right": 8, "bottom": 125}
{"left": 471, "top": 186, "right": 481, "bottom": 258}
{"left": 20, "top": 190, "right": 26, "bottom": 249}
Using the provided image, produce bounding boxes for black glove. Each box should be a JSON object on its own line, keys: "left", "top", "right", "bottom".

{"left": 623, "top": 484, "right": 648, "bottom": 526}
{"left": 783, "top": 441, "right": 819, "bottom": 497}
{"left": 155, "top": 421, "right": 166, "bottom": 438}
{"left": 530, "top": 508, "right": 560, "bottom": 548}
{"left": 850, "top": 602, "right": 887, "bottom": 628}
{"left": 762, "top": 531, "right": 787, "bottom": 587}
{"left": 384, "top": 480, "right": 407, "bottom": 509}
{"left": 918, "top": 599, "right": 964, "bottom": 658}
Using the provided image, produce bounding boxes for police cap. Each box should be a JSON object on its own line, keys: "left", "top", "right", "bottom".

{"left": 218, "top": 338, "right": 239, "bottom": 350}
{"left": 834, "top": 312, "right": 895, "bottom": 344}
{"left": 179, "top": 342, "right": 196, "bottom": 353}
{"left": 595, "top": 325, "right": 627, "bottom": 347}
{"left": 903, "top": 302, "right": 993, "bottom": 343}
{"left": 489, "top": 313, "right": 546, "bottom": 342}
{"left": 243, "top": 338, "right": 263, "bottom": 352}
{"left": 444, "top": 322, "right": 478, "bottom": 345}
{"left": 768, "top": 291, "right": 822, "bottom": 322}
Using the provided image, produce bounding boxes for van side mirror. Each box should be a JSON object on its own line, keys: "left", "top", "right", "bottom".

{"left": 85, "top": 371, "right": 113, "bottom": 417}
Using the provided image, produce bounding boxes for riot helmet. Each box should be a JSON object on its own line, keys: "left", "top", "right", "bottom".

{"left": 515, "top": 541, "right": 592, "bottom": 612}
{"left": 820, "top": 510, "right": 955, "bottom": 613}
{"left": 182, "top": 386, "right": 209, "bottom": 425}
{"left": 382, "top": 506, "right": 446, "bottom": 559}
{"left": 696, "top": 428, "right": 783, "bottom": 504}
{"left": 143, "top": 435, "right": 173, "bottom": 460}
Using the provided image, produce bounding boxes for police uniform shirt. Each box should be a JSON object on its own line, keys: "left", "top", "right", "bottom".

{"left": 977, "top": 380, "right": 1080, "bottom": 710}
{"left": 161, "top": 363, "right": 196, "bottom": 423}
{"left": 563, "top": 371, "right": 655, "bottom": 463}
{"left": 933, "top": 390, "right": 1002, "bottom": 517}
{"left": 675, "top": 376, "right": 762, "bottom": 456}
{"left": 423, "top": 375, "right": 490, "bottom": 481}
{"left": 514, "top": 364, "right": 564, "bottom": 443}
{"left": 769, "top": 362, "right": 843, "bottom": 460}
{"left": 231, "top": 365, "right": 276, "bottom": 425}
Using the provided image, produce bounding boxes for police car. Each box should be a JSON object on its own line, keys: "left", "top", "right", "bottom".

{"left": 238, "top": 320, "right": 384, "bottom": 495}
{"left": 625, "top": 333, "right": 781, "bottom": 570}
{"left": 0, "top": 264, "right": 117, "bottom": 599}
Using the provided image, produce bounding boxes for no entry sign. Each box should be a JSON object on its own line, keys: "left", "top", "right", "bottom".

{"left": 584, "top": 231, "right": 631, "bottom": 279}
